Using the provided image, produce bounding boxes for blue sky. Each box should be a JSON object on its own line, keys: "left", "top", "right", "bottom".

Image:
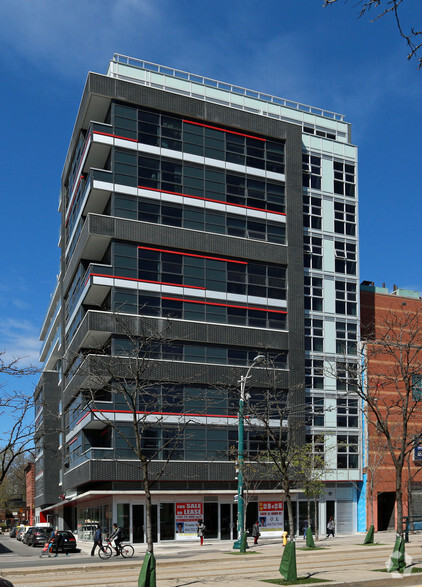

{"left": 0, "top": 0, "right": 421, "bottom": 390}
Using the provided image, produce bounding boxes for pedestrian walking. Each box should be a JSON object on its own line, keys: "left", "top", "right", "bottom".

{"left": 252, "top": 521, "right": 260, "bottom": 545}
{"left": 51, "top": 529, "right": 65, "bottom": 557}
{"left": 303, "top": 519, "right": 308, "bottom": 540}
{"left": 327, "top": 516, "right": 335, "bottom": 538}
{"left": 91, "top": 524, "right": 103, "bottom": 556}
{"left": 196, "top": 519, "right": 206, "bottom": 546}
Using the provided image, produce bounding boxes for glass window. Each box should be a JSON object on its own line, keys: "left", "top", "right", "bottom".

{"left": 412, "top": 374, "right": 422, "bottom": 401}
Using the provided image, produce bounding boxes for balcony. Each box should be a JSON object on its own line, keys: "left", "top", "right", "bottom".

{"left": 66, "top": 168, "right": 113, "bottom": 262}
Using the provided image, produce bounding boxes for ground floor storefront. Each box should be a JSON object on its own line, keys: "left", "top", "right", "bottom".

{"left": 37, "top": 483, "right": 357, "bottom": 542}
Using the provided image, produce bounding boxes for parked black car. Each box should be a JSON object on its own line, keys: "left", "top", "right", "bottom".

{"left": 57, "top": 530, "right": 77, "bottom": 552}
{"left": 22, "top": 527, "right": 35, "bottom": 545}
{"left": 28, "top": 527, "right": 54, "bottom": 547}
{"left": 9, "top": 527, "right": 17, "bottom": 538}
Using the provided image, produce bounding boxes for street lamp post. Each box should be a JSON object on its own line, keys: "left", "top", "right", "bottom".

{"left": 233, "top": 354, "right": 265, "bottom": 549}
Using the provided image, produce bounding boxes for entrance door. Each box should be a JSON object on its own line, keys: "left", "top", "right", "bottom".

{"left": 245, "top": 502, "right": 258, "bottom": 536}
{"left": 220, "top": 504, "right": 232, "bottom": 540}
{"left": 132, "top": 505, "right": 144, "bottom": 543}
{"left": 203, "top": 503, "right": 218, "bottom": 539}
{"left": 378, "top": 492, "right": 395, "bottom": 530}
{"left": 160, "top": 503, "right": 175, "bottom": 540}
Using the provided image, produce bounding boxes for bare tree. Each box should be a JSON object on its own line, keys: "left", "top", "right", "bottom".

{"left": 0, "top": 453, "right": 30, "bottom": 513}
{"left": 293, "top": 435, "right": 327, "bottom": 540}
{"left": 365, "top": 434, "right": 388, "bottom": 527}
{"left": 337, "top": 307, "right": 422, "bottom": 536}
{"left": 323, "top": 0, "right": 422, "bottom": 68}
{"left": 0, "top": 352, "right": 37, "bottom": 487}
{"left": 244, "top": 365, "right": 306, "bottom": 540}
{"left": 72, "top": 314, "right": 194, "bottom": 554}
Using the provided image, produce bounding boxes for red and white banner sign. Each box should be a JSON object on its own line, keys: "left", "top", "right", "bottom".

{"left": 258, "top": 501, "right": 284, "bottom": 532}
{"left": 175, "top": 502, "right": 203, "bottom": 539}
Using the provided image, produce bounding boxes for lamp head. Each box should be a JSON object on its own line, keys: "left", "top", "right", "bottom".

{"left": 253, "top": 354, "right": 265, "bottom": 364}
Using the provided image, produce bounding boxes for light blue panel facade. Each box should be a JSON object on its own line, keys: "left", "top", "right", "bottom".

{"left": 324, "top": 320, "right": 336, "bottom": 354}
{"left": 323, "top": 277, "right": 336, "bottom": 315}
{"left": 323, "top": 238, "right": 335, "bottom": 273}
{"left": 325, "top": 397, "right": 337, "bottom": 427}
{"left": 357, "top": 478, "right": 367, "bottom": 532}
{"left": 321, "top": 158, "right": 333, "bottom": 193}
{"left": 322, "top": 196, "right": 334, "bottom": 233}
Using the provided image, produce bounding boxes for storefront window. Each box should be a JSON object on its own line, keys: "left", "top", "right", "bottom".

{"left": 77, "top": 504, "right": 111, "bottom": 540}
{"left": 117, "top": 503, "right": 130, "bottom": 538}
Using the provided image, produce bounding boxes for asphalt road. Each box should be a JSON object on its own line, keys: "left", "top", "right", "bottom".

{"left": 0, "top": 535, "right": 116, "bottom": 568}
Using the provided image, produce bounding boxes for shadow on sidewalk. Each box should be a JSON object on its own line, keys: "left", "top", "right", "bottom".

{"left": 0, "top": 543, "right": 13, "bottom": 555}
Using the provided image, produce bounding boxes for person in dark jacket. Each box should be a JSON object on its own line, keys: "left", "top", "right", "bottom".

{"left": 252, "top": 521, "right": 260, "bottom": 545}
{"left": 91, "top": 524, "right": 103, "bottom": 556}
{"left": 51, "top": 529, "right": 65, "bottom": 557}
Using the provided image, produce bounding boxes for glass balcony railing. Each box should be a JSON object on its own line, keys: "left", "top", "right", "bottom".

{"left": 83, "top": 263, "right": 114, "bottom": 287}
{"left": 66, "top": 121, "right": 113, "bottom": 216}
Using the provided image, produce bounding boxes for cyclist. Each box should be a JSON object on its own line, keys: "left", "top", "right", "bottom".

{"left": 109, "top": 523, "right": 123, "bottom": 556}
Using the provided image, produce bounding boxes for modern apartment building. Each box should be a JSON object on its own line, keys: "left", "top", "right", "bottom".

{"left": 35, "top": 55, "right": 360, "bottom": 541}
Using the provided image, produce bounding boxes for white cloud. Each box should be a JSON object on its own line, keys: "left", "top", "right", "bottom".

{"left": 0, "top": 0, "right": 166, "bottom": 77}
{"left": 0, "top": 317, "right": 41, "bottom": 366}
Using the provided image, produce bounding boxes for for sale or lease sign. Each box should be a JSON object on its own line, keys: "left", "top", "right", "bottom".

{"left": 258, "top": 501, "right": 284, "bottom": 533}
{"left": 175, "top": 502, "right": 203, "bottom": 539}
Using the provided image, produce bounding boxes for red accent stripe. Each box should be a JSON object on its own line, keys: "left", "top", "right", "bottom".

{"left": 161, "top": 296, "right": 287, "bottom": 314}
{"left": 67, "top": 436, "right": 79, "bottom": 447}
{"left": 85, "top": 273, "right": 206, "bottom": 290}
{"left": 138, "top": 246, "right": 247, "bottom": 264}
{"left": 138, "top": 185, "right": 286, "bottom": 216}
{"left": 93, "top": 130, "right": 138, "bottom": 143}
{"left": 75, "top": 412, "right": 90, "bottom": 426}
{"left": 91, "top": 408, "right": 238, "bottom": 419}
{"left": 183, "top": 119, "right": 266, "bottom": 142}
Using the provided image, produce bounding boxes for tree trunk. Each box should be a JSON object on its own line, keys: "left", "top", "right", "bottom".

{"left": 406, "top": 456, "right": 414, "bottom": 532}
{"left": 313, "top": 497, "right": 318, "bottom": 540}
{"left": 285, "top": 490, "right": 295, "bottom": 540}
{"left": 143, "top": 460, "right": 154, "bottom": 553}
{"left": 307, "top": 498, "right": 311, "bottom": 529}
{"left": 395, "top": 464, "right": 404, "bottom": 537}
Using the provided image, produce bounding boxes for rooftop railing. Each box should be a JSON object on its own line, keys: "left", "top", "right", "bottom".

{"left": 111, "top": 53, "right": 345, "bottom": 122}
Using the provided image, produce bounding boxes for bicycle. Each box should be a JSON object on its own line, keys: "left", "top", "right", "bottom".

{"left": 98, "top": 538, "right": 134, "bottom": 559}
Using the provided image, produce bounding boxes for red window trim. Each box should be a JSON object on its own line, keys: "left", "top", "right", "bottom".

{"left": 161, "top": 296, "right": 287, "bottom": 314}
{"left": 138, "top": 185, "right": 286, "bottom": 217}
{"left": 85, "top": 273, "right": 206, "bottom": 290}
{"left": 91, "top": 408, "right": 238, "bottom": 419}
{"left": 138, "top": 246, "right": 247, "bottom": 264}
{"left": 93, "top": 130, "right": 138, "bottom": 143}
{"left": 183, "top": 119, "right": 266, "bottom": 142}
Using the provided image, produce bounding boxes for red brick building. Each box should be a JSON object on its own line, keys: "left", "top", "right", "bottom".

{"left": 360, "top": 282, "right": 422, "bottom": 531}
{"left": 25, "top": 462, "right": 36, "bottom": 526}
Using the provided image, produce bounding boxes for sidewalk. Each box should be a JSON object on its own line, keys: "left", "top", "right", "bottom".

{"left": 75, "top": 529, "right": 420, "bottom": 556}
{"left": 76, "top": 530, "right": 422, "bottom": 586}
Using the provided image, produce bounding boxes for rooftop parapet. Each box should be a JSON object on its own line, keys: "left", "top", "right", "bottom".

{"left": 107, "top": 54, "right": 347, "bottom": 126}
